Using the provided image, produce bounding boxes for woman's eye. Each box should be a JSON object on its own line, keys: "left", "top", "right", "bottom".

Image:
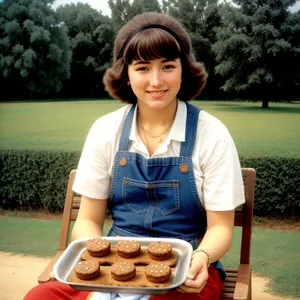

{"left": 163, "top": 65, "right": 175, "bottom": 70}
{"left": 137, "top": 67, "right": 148, "bottom": 71}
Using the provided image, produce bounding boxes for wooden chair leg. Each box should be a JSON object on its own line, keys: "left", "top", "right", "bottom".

{"left": 248, "top": 274, "right": 252, "bottom": 300}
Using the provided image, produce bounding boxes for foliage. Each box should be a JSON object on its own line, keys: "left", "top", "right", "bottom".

{"left": 56, "top": 3, "right": 114, "bottom": 98}
{"left": 0, "top": 149, "right": 299, "bottom": 216}
{"left": 0, "top": 0, "right": 299, "bottom": 101}
{"left": 212, "top": 0, "right": 300, "bottom": 107}
{"left": 162, "top": 0, "right": 224, "bottom": 98}
{"left": 108, "top": 0, "right": 161, "bottom": 32}
{"left": 0, "top": 150, "right": 80, "bottom": 212}
{"left": 240, "top": 156, "right": 300, "bottom": 216}
{"left": 0, "top": 0, "right": 71, "bottom": 98}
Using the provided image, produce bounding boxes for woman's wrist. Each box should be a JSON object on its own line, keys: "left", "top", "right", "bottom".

{"left": 192, "top": 249, "right": 211, "bottom": 267}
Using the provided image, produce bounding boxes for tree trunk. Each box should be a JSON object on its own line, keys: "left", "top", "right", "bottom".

{"left": 262, "top": 98, "right": 269, "bottom": 108}
{"left": 90, "top": 85, "right": 94, "bottom": 99}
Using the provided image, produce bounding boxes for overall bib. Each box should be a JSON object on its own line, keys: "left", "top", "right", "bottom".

{"left": 108, "top": 102, "right": 226, "bottom": 281}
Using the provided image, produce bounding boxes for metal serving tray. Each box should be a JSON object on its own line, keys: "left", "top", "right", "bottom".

{"left": 53, "top": 236, "right": 193, "bottom": 294}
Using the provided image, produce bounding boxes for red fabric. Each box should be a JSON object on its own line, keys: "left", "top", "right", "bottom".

{"left": 151, "top": 265, "right": 223, "bottom": 300}
{"left": 23, "top": 281, "right": 90, "bottom": 300}
{"left": 24, "top": 266, "right": 222, "bottom": 300}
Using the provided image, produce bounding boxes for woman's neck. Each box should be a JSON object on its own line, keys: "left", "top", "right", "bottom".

{"left": 137, "top": 99, "right": 178, "bottom": 128}
{"left": 136, "top": 99, "right": 178, "bottom": 156}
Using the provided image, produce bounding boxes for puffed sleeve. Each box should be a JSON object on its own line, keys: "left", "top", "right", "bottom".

{"left": 72, "top": 118, "right": 112, "bottom": 200}
{"left": 200, "top": 116, "right": 245, "bottom": 211}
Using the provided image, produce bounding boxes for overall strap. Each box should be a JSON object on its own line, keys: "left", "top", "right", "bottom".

{"left": 118, "top": 104, "right": 136, "bottom": 151}
{"left": 180, "top": 102, "right": 201, "bottom": 158}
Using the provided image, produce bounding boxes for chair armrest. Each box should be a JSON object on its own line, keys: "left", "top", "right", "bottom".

{"left": 234, "top": 263, "right": 252, "bottom": 300}
{"left": 38, "top": 250, "right": 64, "bottom": 284}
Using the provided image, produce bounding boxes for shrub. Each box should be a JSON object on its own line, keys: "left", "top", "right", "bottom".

{"left": 1, "top": 150, "right": 299, "bottom": 216}
{"left": 0, "top": 150, "right": 80, "bottom": 212}
{"left": 240, "top": 156, "right": 300, "bottom": 216}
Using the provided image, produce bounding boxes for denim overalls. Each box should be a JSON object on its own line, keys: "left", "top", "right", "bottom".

{"left": 108, "top": 102, "right": 226, "bottom": 281}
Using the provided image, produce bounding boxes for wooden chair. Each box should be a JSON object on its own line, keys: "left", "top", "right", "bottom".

{"left": 38, "top": 168, "right": 256, "bottom": 300}
{"left": 221, "top": 168, "right": 256, "bottom": 300}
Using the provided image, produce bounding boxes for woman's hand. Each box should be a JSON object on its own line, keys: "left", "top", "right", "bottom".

{"left": 176, "top": 252, "right": 209, "bottom": 293}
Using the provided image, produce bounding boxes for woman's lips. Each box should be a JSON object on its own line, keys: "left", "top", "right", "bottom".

{"left": 147, "top": 90, "right": 167, "bottom": 98}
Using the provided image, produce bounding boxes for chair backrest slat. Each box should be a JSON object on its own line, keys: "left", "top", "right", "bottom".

{"left": 59, "top": 169, "right": 77, "bottom": 251}
{"left": 234, "top": 209, "right": 243, "bottom": 227}
{"left": 240, "top": 168, "right": 256, "bottom": 264}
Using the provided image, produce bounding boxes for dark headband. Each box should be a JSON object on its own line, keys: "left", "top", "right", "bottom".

{"left": 116, "top": 24, "right": 188, "bottom": 60}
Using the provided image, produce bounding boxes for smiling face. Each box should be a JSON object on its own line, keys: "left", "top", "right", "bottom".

{"left": 104, "top": 13, "right": 207, "bottom": 104}
{"left": 127, "top": 58, "right": 182, "bottom": 110}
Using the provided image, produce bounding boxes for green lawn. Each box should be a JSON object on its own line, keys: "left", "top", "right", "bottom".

{"left": 0, "top": 215, "right": 299, "bottom": 298}
{"left": 1, "top": 100, "right": 300, "bottom": 158}
{"left": 0, "top": 215, "right": 110, "bottom": 256}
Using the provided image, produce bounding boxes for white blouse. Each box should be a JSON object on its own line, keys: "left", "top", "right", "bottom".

{"left": 73, "top": 100, "right": 245, "bottom": 211}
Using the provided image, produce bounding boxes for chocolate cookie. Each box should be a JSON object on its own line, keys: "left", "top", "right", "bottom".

{"left": 111, "top": 261, "right": 136, "bottom": 281}
{"left": 116, "top": 240, "right": 141, "bottom": 258}
{"left": 75, "top": 260, "right": 100, "bottom": 280}
{"left": 147, "top": 242, "right": 172, "bottom": 261}
{"left": 145, "top": 263, "right": 171, "bottom": 283}
{"left": 86, "top": 237, "right": 111, "bottom": 257}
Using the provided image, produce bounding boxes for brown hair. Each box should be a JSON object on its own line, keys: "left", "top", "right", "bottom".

{"left": 103, "top": 12, "right": 207, "bottom": 103}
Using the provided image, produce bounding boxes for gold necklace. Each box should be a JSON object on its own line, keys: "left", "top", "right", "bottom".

{"left": 141, "top": 122, "right": 150, "bottom": 150}
{"left": 137, "top": 105, "right": 177, "bottom": 144}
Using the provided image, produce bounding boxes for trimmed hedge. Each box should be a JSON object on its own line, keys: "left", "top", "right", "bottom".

{"left": 1, "top": 150, "right": 299, "bottom": 216}
{"left": 0, "top": 150, "right": 80, "bottom": 211}
{"left": 240, "top": 157, "right": 300, "bottom": 216}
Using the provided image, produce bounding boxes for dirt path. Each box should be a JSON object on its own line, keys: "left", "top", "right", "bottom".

{"left": 0, "top": 252, "right": 296, "bottom": 300}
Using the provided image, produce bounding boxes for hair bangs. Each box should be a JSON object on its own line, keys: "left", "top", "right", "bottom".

{"left": 123, "top": 29, "right": 181, "bottom": 64}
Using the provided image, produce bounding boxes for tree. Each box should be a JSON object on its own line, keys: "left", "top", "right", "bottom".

{"left": 56, "top": 3, "right": 114, "bottom": 98}
{"left": 108, "top": 0, "right": 161, "bottom": 33}
{"left": 0, "top": 0, "right": 71, "bottom": 99}
{"left": 212, "top": 0, "right": 300, "bottom": 108}
{"left": 280, "top": 10, "right": 300, "bottom": 100}
{"left": 162, "top": 0, "right": 223, "bottom": 98}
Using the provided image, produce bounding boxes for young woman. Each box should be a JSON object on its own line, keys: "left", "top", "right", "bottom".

{"left": 24, "top": 12, "right": 244, "bottom": 300}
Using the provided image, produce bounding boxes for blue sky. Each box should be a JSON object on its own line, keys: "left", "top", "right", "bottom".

{"left": 52, "top": 0, "right": 300, "bottom": 15}
{"left": 52, "top": 0, "right": 111, "bottom": 15}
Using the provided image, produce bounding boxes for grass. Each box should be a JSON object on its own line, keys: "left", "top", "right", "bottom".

{"left": 223, "top": 227, "right": 300, "bottom": 298}
{"left": 0, "top": 215, "right": 299, "bottom": 298}
{"left": 0, "top": 100, "right": 300, "bottom": 158}
{"left": 0, "top": 215, "right": 111, "bottom": 256}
